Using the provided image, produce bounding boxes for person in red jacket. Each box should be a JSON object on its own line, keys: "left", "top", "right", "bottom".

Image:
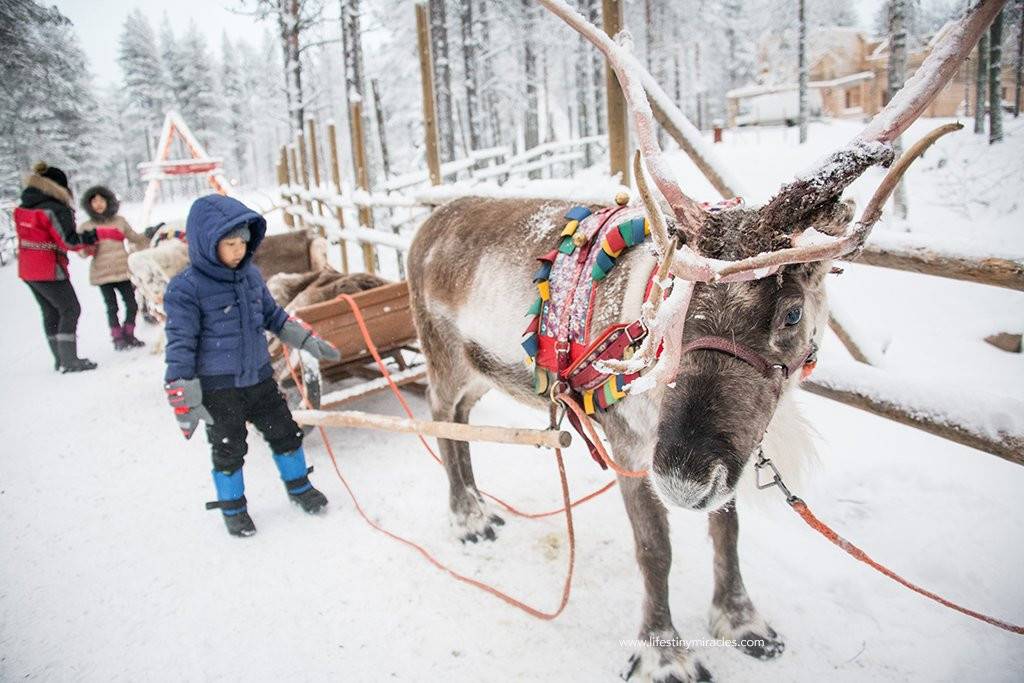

{"left": 15, "top": 162, "right": 98, "bottom": 372}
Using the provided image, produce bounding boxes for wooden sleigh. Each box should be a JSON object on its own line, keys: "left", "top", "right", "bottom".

{"left": 284, "top": 280, "right": 427, "bottom": 412}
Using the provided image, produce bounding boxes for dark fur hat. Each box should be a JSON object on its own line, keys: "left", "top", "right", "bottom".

{"left": 81, "top": 185, "right": 120, "bottom": 221}
{"left": 32, "top": 161, "right": 68, "bottom": 190}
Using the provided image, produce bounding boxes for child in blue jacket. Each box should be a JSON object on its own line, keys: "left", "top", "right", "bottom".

{"left": 163, "top": 195, "right": 340, "bottom": 537}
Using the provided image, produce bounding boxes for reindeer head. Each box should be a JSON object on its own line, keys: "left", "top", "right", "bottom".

{"left": 542, "top": 0, "right": 1003, "bottom": 510}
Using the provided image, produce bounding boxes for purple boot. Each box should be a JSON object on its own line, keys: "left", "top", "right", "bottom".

{"left": 111, "top": 326, "right": 128, "bottom": 351}
{"left": 122, "top": 323, "right": 145, "bottom": 349}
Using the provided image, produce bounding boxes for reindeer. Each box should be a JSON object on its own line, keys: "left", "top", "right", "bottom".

{"left": 406, "top": 2, "right": 1003, "bottom": 680}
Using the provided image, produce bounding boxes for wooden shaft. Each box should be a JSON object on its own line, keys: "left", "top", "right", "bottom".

{"left": 416, "top": 3, "right": 442, "bottom": 186}
{"left": 350, "top": 100, "right": 376, "bottom": 273}
{"left": 602, "top": 0, "right": 629, "bottom": 184}
{"left": 326, "top": 121, "right": 350, "bottom": 273}
{"left": 291, "top": 409, "right": 573, "bottom": 449}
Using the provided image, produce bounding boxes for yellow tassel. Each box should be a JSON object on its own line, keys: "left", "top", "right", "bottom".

{"left": 561, "top": 220, "right": 579, "bottom": 237}
{"left": 583, "top": 391, "right": 596, "bottom": 414}
{"left": 643, "top": 218, "right": 651, "bottom": 235}
{"left": 538, "top": 280, "right": 550, "bottom": 301}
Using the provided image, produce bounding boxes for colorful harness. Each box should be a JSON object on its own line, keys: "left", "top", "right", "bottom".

{"left": 521, "top": 203, "right": 663, "bottom": 416}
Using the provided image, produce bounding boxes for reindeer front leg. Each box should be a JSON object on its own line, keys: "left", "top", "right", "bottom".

{"left": 617, "top": 474, "right": 711, "bottom": 683}
{"left": 426, "top": 370, "right": 503, "bottom": 543}
{"left": 708, "top": 503, "right": 784, "bottom": 660}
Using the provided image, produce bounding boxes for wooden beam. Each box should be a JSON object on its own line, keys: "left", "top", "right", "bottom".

{"left": 277, "top": 146, "right": 294, "bottom": 228}
{"left": 416, "top": 3, "right": 442, "bottom": 186}
{"left": 801, "top": 379, "right": 1024, "bottom": 467}
{"left": 292, "top": 409, "right": 572, "bottom": 449}
{"left": 326, "top": 121, "right": 350, "bottom": 273}
{"left": 851, "top": 243, "right": 1024, "bottom": 291}
{"left": 602, "top": 0, "right": 629, "bottom": 184}
{"left": 350, "top": 100, "right": 376, "bottom": 273}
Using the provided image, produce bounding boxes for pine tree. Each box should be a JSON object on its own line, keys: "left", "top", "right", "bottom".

{"left": 990, "top": 8, "right": 1004, "bottom": 143}
{"left": 118, "top": 9, "right": 170, "bottom": 171}
{"left": 0, "top": 0, "right": 97, "bottom": 193}
{"left": 429, "top": 0, "right": 455, "bottom": 162}
{"left": 221, "top": 34, "right": 251, "bottom": 182}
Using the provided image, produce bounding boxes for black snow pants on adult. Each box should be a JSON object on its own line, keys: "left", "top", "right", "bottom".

{"left": 202, "top": 377, "right": 304, "bottom": 474}
{"left": 25, "top": 279, "right": 81, "bottom": 339}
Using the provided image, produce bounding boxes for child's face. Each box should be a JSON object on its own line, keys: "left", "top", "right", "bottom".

{"left": 90, "top": 194, "right": 107, "bottom": 215}
{"left": 217, "top": 237, "right": 248, "bottom": 269}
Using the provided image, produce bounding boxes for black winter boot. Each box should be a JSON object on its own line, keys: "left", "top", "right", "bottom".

{"left": 207, "top": 469, "right": 257, "bottom": 537}
{"left": 289, "top": 484, "right": 329, "bottom": 514}
{"left": 56, "top": 337, "right": 97, "bottom": 373}
{"left": 273, "top": 449, "right": 328, "bottom": 514}
{"left": 46, "top": 335, "right": 60, "bottom": 371}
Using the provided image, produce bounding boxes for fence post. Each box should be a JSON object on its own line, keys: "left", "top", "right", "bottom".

{"left": 416, "top": 3, "right": 442, "bottom": 186}
{"left": 306, "top": 117, "right": 327, "bottom": 238}
{"left": 602, "top": 0, "right": 629, "bottom": 185}
{"left": 297, "top": 132, "right": 315, "bottom": 221}
{"left": 350, "top": 100, "right": 377, "bottom": 274}
{"left": 326, "top": 121, "right": 350, "bottom": 274}
{"left": 277, "top": 145, "right": 294, "bottom": 228}
{"left": 288, "top": 144, "right": 306, "bottom": 229}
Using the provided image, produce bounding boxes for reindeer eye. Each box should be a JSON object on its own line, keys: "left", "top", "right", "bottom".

{"left": 784, "top": 307, "right": 803, "bottom": 327}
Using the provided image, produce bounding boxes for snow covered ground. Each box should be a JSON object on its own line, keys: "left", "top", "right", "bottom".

{"left": 1, "top": 119, "right": 1023, "bottom": 682}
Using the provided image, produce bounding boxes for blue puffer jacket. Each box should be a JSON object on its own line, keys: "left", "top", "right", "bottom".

{"left": 163, "top": 195, "right": 288, "bottom": 390}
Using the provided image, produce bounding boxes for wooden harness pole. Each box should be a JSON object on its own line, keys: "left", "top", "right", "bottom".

{"left": 292, "top": 409, "right": 572, "bottom": 450}
{"left": 326, "top": 121, "right": 351, "bottom": 273}
{"left": 416, "top": 3, "right": 443, "bottom": 186}
{"left": 602, "top": 0, "right": 629, "bottom": 185}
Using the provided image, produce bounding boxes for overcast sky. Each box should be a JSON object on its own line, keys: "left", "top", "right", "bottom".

{"left": 52, "top": 0, "right": 275, "bottom": 86}
{"left": 55, "top": 0, "right": 884, "bottom": 88}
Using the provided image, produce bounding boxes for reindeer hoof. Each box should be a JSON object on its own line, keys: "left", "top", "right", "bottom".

{"left": 453, "top": 510, "right": 505, "bottom": 544}
{"left": 738, "top": 626, "right": 784, "bottom": 660}
{"left": 621, "top": 642, "right": 711, "bottom": 682}
{"left": 709, "top": 605, "right": 785, "bottom": 661}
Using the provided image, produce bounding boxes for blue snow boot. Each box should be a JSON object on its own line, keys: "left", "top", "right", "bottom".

{"left": 206, "top": 468, "right": 256, "bottom": 537}
{"left": 273, "top": 448, "right": 328, "bottom": 514}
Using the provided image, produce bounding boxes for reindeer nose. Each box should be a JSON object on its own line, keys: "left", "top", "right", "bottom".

{"left": 651, "top": 461, "right": 733, "bottom": 512}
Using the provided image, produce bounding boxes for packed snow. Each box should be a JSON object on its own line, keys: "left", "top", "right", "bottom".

{"left": 1, "top": 119, "right": 1023, "bottom": 682}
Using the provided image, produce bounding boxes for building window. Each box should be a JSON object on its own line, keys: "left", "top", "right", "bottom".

{"left": 846, "top": 89, "right": 861, "bottom": 108}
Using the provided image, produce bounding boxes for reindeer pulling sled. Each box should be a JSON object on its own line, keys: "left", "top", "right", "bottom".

{"left": 296, "top": 1, "right": 1022, "bottom": 682}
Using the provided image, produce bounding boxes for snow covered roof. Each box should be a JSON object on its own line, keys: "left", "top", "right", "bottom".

{"left": 727, "top": 72, "right": 874, "bottom": 99}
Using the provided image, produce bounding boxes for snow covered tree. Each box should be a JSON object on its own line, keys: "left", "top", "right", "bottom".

{"left": 118, "top": 9, "right": 170, "bottom": 172}
{"left": 0, "top": 0, "right": 97, "bottom": 195}
{"left": 798, "top": 0, "right": 808, "bottom": 143}
{"left": 429, "top": 0, "right": 455, "bottom": 162}
{"left": 174, "top": 21, "right": 226, "bottom": 153}
{"left": 888, "top": 0, "right": 909, "bottom": 219}
{"left": 459, "top": 0, "right": 484, "bottom": 154}
{"left": 976, "top": 29, "right": 989, "bottom": 134}
{"left": 221, "top": 34, "right": 252, "bottom": 182}
{"left": 521, "top": 0, "right": 540, "bottom": 156}
{"left": 990, "top": 8, "right": 1004, "bottom": 143}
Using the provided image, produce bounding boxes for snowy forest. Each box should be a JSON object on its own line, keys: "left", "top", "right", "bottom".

{"left": 4, "top": 0, "right": 1019, "bottom": 201}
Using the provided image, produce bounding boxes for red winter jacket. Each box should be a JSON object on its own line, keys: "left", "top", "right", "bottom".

{"left": 15, "top": 174, "right": 94, "bottom": 281}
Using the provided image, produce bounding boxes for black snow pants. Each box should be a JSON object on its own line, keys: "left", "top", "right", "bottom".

{"left": 99, "top": 280, "right": 138, "bottom": 328}
{"left": 25, "top": 279, "right": 81, "bottom": 339}
{"left": 203, "top": 377, "right": 304, "bottom": 474}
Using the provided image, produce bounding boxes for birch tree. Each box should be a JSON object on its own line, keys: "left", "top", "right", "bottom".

{"left": 798, "top": 0, "right": 808, "bottom": 143}
{"left": 459, "top": 0, "right": 483, "bottom": 153}
{"left": 976, "top": 29, "right": 989, "bottom": 133}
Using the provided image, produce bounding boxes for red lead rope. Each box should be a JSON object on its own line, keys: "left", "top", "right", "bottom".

{"left": 788, "top": 499, "right": 1024, "bottom": 635}
{"left": 755, "top": 453, "right": 1024, "bottom": 635}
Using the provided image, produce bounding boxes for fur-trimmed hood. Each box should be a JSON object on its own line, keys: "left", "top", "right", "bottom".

{"left": 81, "top": 185, "right": 119, "bottom": 221}
{"left": 21, "top": 173, "right": 72, "bottom": 209}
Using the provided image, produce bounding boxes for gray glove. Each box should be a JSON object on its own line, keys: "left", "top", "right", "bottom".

{"left": 165, "top": 378, "right": 215, "bottom": 440}
{"left": 277, "top": 316, "right": 342, "bottom": 361}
